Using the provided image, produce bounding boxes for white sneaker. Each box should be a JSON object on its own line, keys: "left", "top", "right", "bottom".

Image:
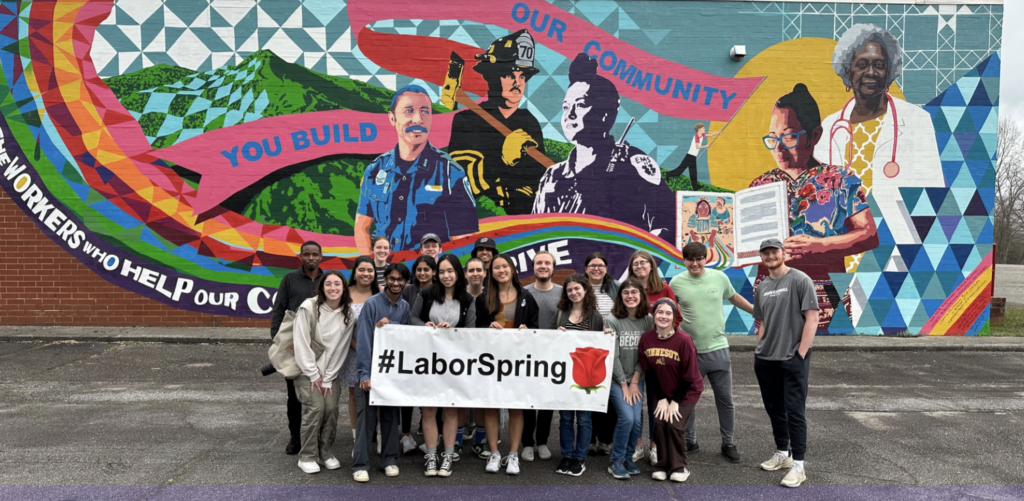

{"left": 670, "top": 469, "right": 690, "bottom": 482}
{"left": 781, "top": 463, "right": 806, "bottom": 487}
{"left": 297, "top": 460, "right": 320, "bottom": 474}
{"left": 384, "top": 465, "right": 400, "bottom": 477}
{"left": 649, "top": 446, "right": 658, "bottom": 466}
{"left": 521, "top": 446, "right": 535, "bottom": 462}
{"left": 401, "top": 435, "right": 418, "bottom": 455}
{"left": 504, "top": 454, "right": 521, "bottom": 475}
{"left": 323, "top": 457, "right": 341, "bottom": 470}
{"left": 418, "top": 443, "right": 428, "bottom": 454}
{"left": 760, "top": 451, "right": 793, "bottom": 471}
{"left": 376, "top": 431, "right": 381, "bottom": 455}
{"left": 485, "top": 452, "right": 502, "bottom": 473}
{"left": 632, "top": 446, "right": 644, "bottom": 462}
{"left": 537, "top": 444, "right": 552, "bottom": 460}
{"left": 651, "top": 471, "right": 667, "bottom": 481}
{"left": 353, "top": 470, "right": 369, "bottom": 483}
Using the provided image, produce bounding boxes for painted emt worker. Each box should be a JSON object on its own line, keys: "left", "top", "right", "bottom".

{"left": 270, "top": 240, "right": 324, "bottom": 456}
{"left": 533, "top": 53, "right": 676, "bottom": 243}
{"left": 352, "top": 263, "right": 412, "bottom": 483}
{"left": 669, "top": 242, "right": 754, "bottom": 463}
{"left": 638, "top": 299, "right": 703, "bottom": 483}
{"left": 752, "top": 238, "right": 819, "bottom": 488}
{"left": 550, "top": 274, "right": 605, "bottom": 477}
{"left": 520, "top": 250, "right": 561, "bottom": 462}
{"left": 449, "top": 30, "right": 547, "bottom": 215}
{"left": 410, "top": 254, "right": 478, "bottom": 478}
{"left": 293, "top": 270, "right": 357, "bottom": 474}
{"left": 354, "top": 85, "right": 478, "bottom": 255}
{"left": 474, "top": 253, "right": 540, "bottom": 475}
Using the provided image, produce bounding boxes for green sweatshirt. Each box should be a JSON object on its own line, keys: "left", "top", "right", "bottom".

{"left": 606, "top": 314, "right": 654, "bottom": 384}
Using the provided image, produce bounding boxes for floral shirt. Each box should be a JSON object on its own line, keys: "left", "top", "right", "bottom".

{"left": 749, "top": 163, "right": 869, "bottom": 238}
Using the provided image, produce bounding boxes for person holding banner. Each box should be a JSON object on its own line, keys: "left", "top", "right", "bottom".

{"left": 410, "top": 254, "right": 477, "bottom": 477}
{"left": 353, "top": 263, "right": 411, "bottom": 483}
{"left": 466, "top": 258, "right": 487, "bottom": 298}
{"left": 340, "top": 257, "right": 380, "bottom": 451}
{"left": 293, "top": 271, "right": 356, "bottom": 474}
{"left": 551, "top": 274, "right": 605, "bottom": 477}
{"left": 639, "top": 299, "right": 704, "bottom": 483}
{"left": 400, "top": 255, "right": 438, "bottom": 453}
{"left": 474, "top": 254, "right": 539, "bottom": 475}
{"left": 604, "top": 278, "right": 653, "bottom": 480}
{"left": 521, "top": 251, "right": 561, "bottom": 462}
{"left": 584, "top": 251, "right": 618, "bottom": 457}
{"left": 464, "top": 256, "right": 488, "bottom": 456}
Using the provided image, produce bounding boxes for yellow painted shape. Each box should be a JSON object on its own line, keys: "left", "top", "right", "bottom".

{"left": 926, "top": 269, "right": 991, "bottom": 335}
{"left": 709, "top": 38, "right": 905, "bottom": 192}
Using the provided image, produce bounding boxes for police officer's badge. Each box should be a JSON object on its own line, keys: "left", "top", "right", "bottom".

{"left": 375, "top": 170, "right": 388, "bottom": 186}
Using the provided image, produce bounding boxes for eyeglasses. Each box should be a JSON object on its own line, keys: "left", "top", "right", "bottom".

{"left": 586, "top": 264, "right": 606, "bottom": 270}
{"left": 385, "top": 276, "right": 407, "bottom": 283}
{"left": 762, "top": 130, "right": 806, "bottom": 150}
{"left": 631, "top": 260, "right": 651, "bottom": 268}
{"left": 621, "top": 289, "right": 641, "bottom": 296}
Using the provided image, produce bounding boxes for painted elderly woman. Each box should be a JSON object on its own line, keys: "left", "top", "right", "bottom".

{"left": 815, "top": 23, "right": 943, "bottom": 246}
{"left": 750, "top": 83, "right": 879, "bottom": 331}
{"left": 533, "top": 53, "right": 676, "bottom": 243}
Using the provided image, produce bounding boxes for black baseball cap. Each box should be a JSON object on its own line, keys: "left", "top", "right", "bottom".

{"left": 759, "top": 238, "right": 784, "bottom": 251}
{"left": 471, "top": 236, "right": 498, "bottom": 257}
{"left": 420, "top": 233, "right": 441, "bottom": 245}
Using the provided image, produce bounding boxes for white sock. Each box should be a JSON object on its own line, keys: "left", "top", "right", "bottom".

{"left": 352, "top": 429, "right": 357, "bottom": 440}
{"left": 793, "top": 460, "right": 804, "bottom": 468}
{"left": 778, "top": 450, "right": 790, "bottom": 457}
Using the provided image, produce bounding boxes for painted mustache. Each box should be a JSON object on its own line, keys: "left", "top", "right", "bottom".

{"left": 405, "top": 125, "right": 428, "bottom": 133}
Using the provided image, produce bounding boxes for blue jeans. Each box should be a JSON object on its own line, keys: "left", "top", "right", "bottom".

{"left": 609, "top": 381, "right": 645, "bottom": 462}
{"left": 558, "top": 410, "right": 592, "bottom": 461}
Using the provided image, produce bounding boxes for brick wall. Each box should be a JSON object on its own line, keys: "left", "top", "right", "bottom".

{"left": 0, "top": 190, "right": 268, "bottom": 327}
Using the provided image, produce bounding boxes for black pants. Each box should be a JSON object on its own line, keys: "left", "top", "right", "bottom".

{"left": 591, "top": 395, "right": 617, "bottom": 444}
{"left": 285, "top": 379, "right": 301, "bottom": 440}
{"left": 522, "top": 410, "right": 554, "bottom": 447}
{"left": 679, "top": 154, "right": 699, "bottom": 190}
{"left": 754, "top": 350, "right": 811, "bottom": 461}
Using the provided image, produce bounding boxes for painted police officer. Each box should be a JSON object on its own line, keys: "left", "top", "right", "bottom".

{"left": 355, "top": 85, "right": 478, "bottom": 254}
{"left": 449, "top": 30, "right": 547, "bottom": 215}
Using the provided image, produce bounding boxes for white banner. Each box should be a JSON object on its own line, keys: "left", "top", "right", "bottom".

{"left": 369, "top": 325, "right": 615, "bottom": 412}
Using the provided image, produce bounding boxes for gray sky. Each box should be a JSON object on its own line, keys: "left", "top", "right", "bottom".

{"left": 1002, "top": 1, "right": 1022, "bottom": 127}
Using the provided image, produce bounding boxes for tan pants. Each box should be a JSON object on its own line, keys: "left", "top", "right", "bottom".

{"left": 294, "top": 376, "right": 340, "bottom": 463}
{"left": 652, "top": 401, "right": 696, "bottom": 474}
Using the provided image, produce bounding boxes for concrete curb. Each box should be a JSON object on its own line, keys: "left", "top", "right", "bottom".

{"left": 2, "top": 326, "right": 1023, "bottom": 351}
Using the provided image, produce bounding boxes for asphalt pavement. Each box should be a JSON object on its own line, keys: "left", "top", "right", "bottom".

{"left": 1, "top": 339, "right": 1023, "bottom": 499}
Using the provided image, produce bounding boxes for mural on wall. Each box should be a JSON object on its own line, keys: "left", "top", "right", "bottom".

{"left": 0, "top": 0, "right": 1000, "bottom": 335}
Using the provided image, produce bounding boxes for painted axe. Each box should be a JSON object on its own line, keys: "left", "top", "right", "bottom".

{"left": 441, "top": 52, "right": 554, "bottom": 168}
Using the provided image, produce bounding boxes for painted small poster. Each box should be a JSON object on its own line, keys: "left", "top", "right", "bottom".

{"left": 675, "top": 192, "right": 736, "bottom": 268}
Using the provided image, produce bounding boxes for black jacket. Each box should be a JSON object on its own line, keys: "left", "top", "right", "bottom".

{"left": 474, "top": 285, "right": 540, "bottom": 329}
{"left": 270, "top": 267, "right": 323, "bottom": 337}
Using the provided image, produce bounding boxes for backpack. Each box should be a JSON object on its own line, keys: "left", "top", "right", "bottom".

{"left": 267, "top": 297, "right": 325, "bottom": 379}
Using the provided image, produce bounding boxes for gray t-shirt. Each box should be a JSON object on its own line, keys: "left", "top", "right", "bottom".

{"left": 752, "top": 268, "right": 818, "bottom": 361}
{"left": 524, "top": 283, "right": 562, "bottom": 331}
{"left": 606, "top": 315, "right": 653, "bottom": 383}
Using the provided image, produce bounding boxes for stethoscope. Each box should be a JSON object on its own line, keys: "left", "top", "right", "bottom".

{"left": 828, "top": 91, "right": 901, "bottom": 179}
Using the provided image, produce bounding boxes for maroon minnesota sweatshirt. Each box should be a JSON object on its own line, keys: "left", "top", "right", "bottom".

{"left": 638, "top": 328, "right": 703, "bottom": 406}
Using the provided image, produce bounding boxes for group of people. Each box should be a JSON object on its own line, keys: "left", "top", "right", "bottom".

{"left": 271, "top": 232, "right": 819, "bottom": 487}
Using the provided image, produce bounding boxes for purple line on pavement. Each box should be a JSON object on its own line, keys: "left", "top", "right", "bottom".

{"left": 2, "top": 486, "right": 1023, "bottom": 501}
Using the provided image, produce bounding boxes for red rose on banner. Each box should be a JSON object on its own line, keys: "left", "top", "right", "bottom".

{"left": 570, "top": 347, "right": 610, "bottom": 394}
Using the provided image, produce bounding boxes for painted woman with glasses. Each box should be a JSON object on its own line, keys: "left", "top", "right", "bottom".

{"left": 749, "top": 83, "right": 878, "bottom": 332}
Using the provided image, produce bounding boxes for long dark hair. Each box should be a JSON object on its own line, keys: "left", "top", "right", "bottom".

{"left": 775, "top": 83, "right": 821, "bottom": 136}
{"left": 484, "top": 254, "right": 523, "bottom": 315}
{"left": 316, "top": 270, "right": 353, "bottom": 324}
{"left": 611, "top": 277, "right": 649, "bottom": 320}
{"left": 349, "top": 256, "right": 380, "bottom": 294}
{"left": 585, "top": 251, "right": 616, "bottom": 294}
{"left": 430, "top": 254, "right": 472, "bottom": 306}
{"left": 410, "top": 254, "right": 438, "bottom": 288}
{"left": 556, "top": 273, "right": 598, "bottom": 316}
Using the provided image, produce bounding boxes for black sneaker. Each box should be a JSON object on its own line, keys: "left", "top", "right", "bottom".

{"left": 686, "top": 441, "right": 700, "bottom": 453}
{"left": 721, "top": 443, "right": 741, "bottom": 463}
{"left": 453, "top": 443, "right": 462, "bottom": 462}
{"left": 424, "top": 453, "right": 438, "bottom": 477}
{"left": 285, "top": 436, "right": 300, "bottom": 455}
{"left": 566, "top": 458, "right": 586, "bottom": 477}
{"left": 555, "top": 457, "right": 573, "bottom": 475}
{"left": 438, "top": 452, "right": 454, "bottom": 477}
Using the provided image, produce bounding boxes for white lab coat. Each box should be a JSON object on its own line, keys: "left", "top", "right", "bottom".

{"left": 815, "top": 95, "right": 944, "bottom": 244}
